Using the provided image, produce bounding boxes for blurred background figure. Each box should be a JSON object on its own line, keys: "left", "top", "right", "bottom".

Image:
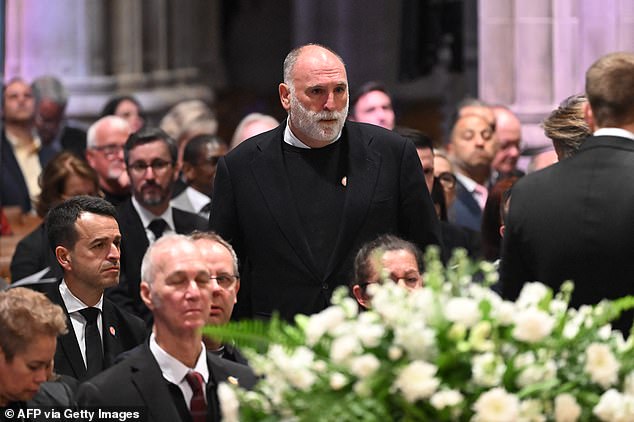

{"left": 85, "top": 116, "right": 132, "bottom": 207}
{"left": 351, "top": 234, "right": 424, "bottom": 309}
{"left": 542, "top": 94, "right": 590, "bottom": 160}
{"left": 433, "top": 149, "right": 457, "bottom": 211}
{"left": 10, "top": 151, "right": 100, "bottom": 282}
{"left": 100, "top": 95, "right": 145, "bottom": 133}
{"left": 0, "top": 287, "right": 68, "bottom": 407}
{"left": 172, "top": 135, "right": 227, "bottom": 220}
{"left": 31, "top": 75, "right": 87, "bottom": 162}
{"left": 1, "top": 78, "right": 42, "bottom": 212}
{"left": 480, "top": 176, "right": 519, "bottom": 264}
{"left": 229, "top": 112, "right": 279, "bottom": 151}
{"left": 348, "top": 81, "right": 396, "bottom": 130}
{"left": 491, "top": 105, "right": 523, "bottom": 181}
{"left": 394, "top": 127, "right": 435, "bottom": 192}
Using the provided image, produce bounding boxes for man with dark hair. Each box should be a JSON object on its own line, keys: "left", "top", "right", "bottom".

{"left": 171, "top": 134, "right": 227, "bottom": 219}
{"left": 31, "top": 75, "right": 87, "bottom": 162}
{"left": 348, "top": 81, "right": 396, "bottom": 130}
{"left": 23, "top": 195, "right": 145, "bottom": 381}
{"left": 501, "top": 52, "right": 634, "bottom": 333}
{"left": 210, "top": 44, "right": 441, "bottom": 322}
{"left": 76, "top": 234, "right": 256, "bottom": 420}
{"left": 108, "top": 127, "right": 207, "bottom": 321}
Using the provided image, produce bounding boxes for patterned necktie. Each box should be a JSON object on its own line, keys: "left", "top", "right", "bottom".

{"left": 78, "top": 307, "right": 104, "bottom": 378}
{"left": 185, "top": 371, "right": 207, "bottom": 422}
{"left": 148, "top": 218, "right": 168, "bottom": 241}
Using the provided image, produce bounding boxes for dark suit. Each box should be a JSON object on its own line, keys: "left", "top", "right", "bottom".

{"left": 107, "top": 199, "right": 208, "bottom": 320}
{"left": 76, "top": 342, "right": 258, "bottom": 422}
{"left": 10, "top": 223, "right": 63, "bottom": 282}
{"left": 22, "top": 281, "right": 146, "bottom": 381}
{"left": 500, "top": 135, "right": 634, "bottom": 333}
{"left": 0, "top": 131, "right": 39, "bottom": 212}
{"left": 39, "top": 125, "right": 88, "bottom": 165}
{"left": 210, "top": 121, "right": 442, "bottom": 321}
{"left": 448, "top": 178, "right": 483, "bottom": 233}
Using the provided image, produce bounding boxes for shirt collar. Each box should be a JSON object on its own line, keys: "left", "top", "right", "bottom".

{"left": 454, "top": 172, "right": 479, "bottom": 193}
{"left": 149, "top": 332, "right": 209, "bottom": 385}
{"left": 58, "top": 279, "right": 104, "bottom": 314}
{"left": 283, "top": 117, "right": 342, "bottom": 149}
{"left": 184, "top": 186, "right": 211, "bottom": 213}
{"left": 594, "top": 127, "right": 634, "bottom": 141}
{"left": 5, "top": 129, "right": 42, "bottom": 150}
{"left": 131, "top": 196, "right": 175, "bottom": 232}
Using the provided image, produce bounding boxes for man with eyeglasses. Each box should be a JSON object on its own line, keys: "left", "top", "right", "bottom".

{"left": 172, "top": 135, "right": 227, "bottom": 220}
{"left": 85, "top": 116, "right": 132, "bottom": 207}
{"left": 190, "top": 232, "right": 248, "bottom": 364}
{"left": 108, "top": 127, "right": 207, "bottom": 321}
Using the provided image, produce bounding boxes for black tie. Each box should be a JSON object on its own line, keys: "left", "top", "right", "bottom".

{"left": 148, "top": 218, "right": 168, "bottom": 240}
{"left": 78, "top": 307, "right": 103, "bottom": 377}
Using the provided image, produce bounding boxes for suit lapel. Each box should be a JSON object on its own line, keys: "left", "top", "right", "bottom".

{"left": 250, "top": 126, "right": 320, "bottom": 277}
{"left": 119, "top": 200, "right": 150, "bottom": 258}
{"left": 101, "top": 300, "right": 122, "bottom": 367}
{"left": 46, "top": 284, "right": 87, "bottom": 380}
{"left": 323, "top": 125, "right": 380, "bottom": 281}
{"left": 130, "top": 344, "right": 183, "bottom": 422}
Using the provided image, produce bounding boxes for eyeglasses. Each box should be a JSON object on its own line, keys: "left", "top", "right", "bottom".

{"left": 435, "top": 172, "right": 457, "bottom": 190}
{"left": 210, "top": 274, "right": 239, "bottom": 289}
{"left": 128, "top": 159, "right": 173, "bottom": 174}
{"left": 358, "top": 273, "right": 421, "bottom": 290}
{"left": 92, "top": 144, "right": 124, "bottom": 157}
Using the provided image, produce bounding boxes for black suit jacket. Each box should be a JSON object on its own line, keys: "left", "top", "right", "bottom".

{"left": 107, "top": 199, "right": 208, "bottom": 320}
{"left": 75, "top": 342, "right": 258, "bottom": 422}
{"left": 10, "top": 223, "right": 63, "bottom": 282}
{"left": 23, "top": 281, "right": 146, "bottom": 381}
{"left": 210, "top": 121, "right": 442, "bottom": 321}
{"left": 448, "top": 178, "right": 483, "bottom": 233}
{"left": 0, "top": 130, "right": 39, "bottom": 212}
{"left": 500, "top": 135, "right": 634, "bottom": 333}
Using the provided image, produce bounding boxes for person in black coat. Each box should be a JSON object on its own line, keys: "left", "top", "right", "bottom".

{"left": 210, "top": 44, "right": 442, "bottom": 322}
{"left": 501, "top": 52, "right": 634, "bottom": 334}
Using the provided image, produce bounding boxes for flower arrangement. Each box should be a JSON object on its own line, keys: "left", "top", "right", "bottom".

{"left": 205, "top": 248, "right": 634, "bottom": 422}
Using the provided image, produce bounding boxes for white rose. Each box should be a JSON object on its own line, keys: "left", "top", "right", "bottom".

{"left": 472, "top": 352, "right": 506, "bottom": 387}
{"left": 585, "top": 343, "right": 620, "bottom": 388}
{"left": 358, "top": 322, "right": 385, "bottom": 348}
{"left": 512, "top": 308, "right": 555, "bottom": 343}
{"left": 624, "top": 371, "right": 634, "bottom": 396}
{"left": 593, "top": 389, "right": 623, "bottom": 421}
{"left": 393, "top": 360, "right": 439, "bottom": 403}
{"left": 472, "top": 388, "right": 520, "bottom": 422}
{"left": 330, "top": 335, "right": 360, "bottom": 364}
{"left": 517, "top": 359, "right": 557, "bottom": 388}
{"left": 329, "top": 372, "right": 348, "bottom": 390}
{"left": 305, "top": 306, "right": 346, "bottom": 346}
{"left": 349, "top": 354, "right": 381, "bottom": 379}
{"left": 217, "top": 383, "right": 240, "bottom": 422}
{"left": 445, "top": 297, "right": 481, "bottom": 328}
{"left": 554, "top": 393, "right": 581, "bottom": 422}
{"left": 430, "top": 389, "right": 464, "bottom": 409}
{"left": 394, "top": 320, "right": 436, "bottom": 360}
{"left": 516, "top": 282, "right": 549, "bottom": 308}
{"left": 519, "top": 399, "right": 545, "bottom": 422}
{"left": 493, "top": 301, "right": 516, "bottom": 326}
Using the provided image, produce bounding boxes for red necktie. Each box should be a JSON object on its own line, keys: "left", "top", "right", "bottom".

{"left": 185, "top": 371, "right": 207, "bottom": 422}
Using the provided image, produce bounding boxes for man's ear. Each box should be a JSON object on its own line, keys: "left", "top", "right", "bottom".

{"left": 55, "top": 246, "right": 72, "bottom": 271}
{"left": 140, "top": 281, "right": 154, "bottom": 311}
{"left": 182, "top": 162, "right": 195, "bottom": 183}
{"left": 279, "top": 83, "right": 291, "bottom": 112}
{"left": 584, "top": 102, "right": 596, "bottom": 132}
{"left": 352, "top": 285, "right": 370, "bottom": 309}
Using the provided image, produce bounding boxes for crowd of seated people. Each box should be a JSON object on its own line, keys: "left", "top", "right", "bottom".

{"left": 1, "top": 47, "right": 633, "bottom": 419}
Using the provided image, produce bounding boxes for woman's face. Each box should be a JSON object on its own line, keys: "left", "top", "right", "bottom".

{"left": 115, "top": 99, "right": 144, "bottom": 132}
{"left": 62, "top": 174, "right": 98, "bottom": 200}
{"left": 0, "top": 336, "right": 56, "bottom": 405}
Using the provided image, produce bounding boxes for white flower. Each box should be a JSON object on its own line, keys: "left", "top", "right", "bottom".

{"left": 388, "top": 346, "right": 403, "bottom": 360}
{"left": 624, "top": 371, "right": 634, "bottom": 396}
{"left": 512, "top": 308, "right": 555, "bottom": 343}
{"left": 305, "top": 306, "right": 346, "bottom": 346}
{"left": 430, "top": 389, "right": 464, "bottom": 409}
{"left": 393, "top": 320, "right": 436, "bottom": 360}
{"left": 519, "top": 399, "right": 545, "bottom": 422}
{"left": 357, "top": 321, "right": 385, "bottom": 348}
{"left": 516, "top": 282, "right": 549, "bottom": 308}
{"left": 585, "top": 343, "right": 620, "bottom": 388}
{"left": 349, "top": 354, "right": 380, "bottom": 379}
{"left": 393, "top": 360, "right": 439, "bottom": 403}
{"left": 329, "top": 372, "right": 348, "bottom": 390}
{"left": 554, "top": 393, "right": 581, "bottom": 422}
{"left": 444, "top": 297, "right": 481, "bottom": 327}
{"left": 517, "top": 359, "right": 557, "bottom": 388}
{"left": 330, "top": 335, "right": 360, "bottom": 364}
{"left": 472, "top": 387, "right": 520, "bottom": 422}
{"left": 217, "top": 383, "right": 240, "bottom": 422}
{"left": 593, "top": 389, "right": 624, "bottom": 421}
{"left": 493, "top": 301, "right": 516, "bottom": 326}
{"left": 472, "top": 352, "right": 506, "bottom": 387}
